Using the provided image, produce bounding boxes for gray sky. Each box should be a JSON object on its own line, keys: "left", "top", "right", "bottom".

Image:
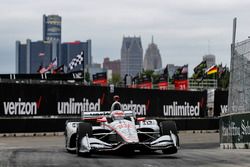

{"left": 1, "top": 0, "right": 250, "bottom": 74}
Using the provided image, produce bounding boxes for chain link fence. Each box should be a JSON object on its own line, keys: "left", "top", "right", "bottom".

{"left": 228, "top": 39, "right": 250, "bottom": 113}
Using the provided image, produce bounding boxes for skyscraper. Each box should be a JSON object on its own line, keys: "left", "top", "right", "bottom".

{"left": 203, "top": 54, "right": 216, "bottom": 68}
{"left": 16, "top": 14, "right": 93, "bottom": 74}
{"left": 16, "top": 40, "right": 58, "bottom": 73}
{"left": 143, "top": 37, "right": 162, "bottom": 70}
{"left": 43, "top": 14, "right": 61, "bottom": 41}
{"left": 61, "top": 40, "right": 92, "bottom": 72}
{"left": 103, "top": 57, "right": 120, "bottom": 75}
{"left": 120, "top": 36, "right": 143, "bottom": 77}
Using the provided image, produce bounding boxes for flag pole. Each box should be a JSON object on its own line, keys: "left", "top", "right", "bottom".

{"left": 82, "top": 51, "right": 85, "bottom": 83}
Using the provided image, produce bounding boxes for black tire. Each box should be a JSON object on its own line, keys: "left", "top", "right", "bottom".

{"left": 76, "top": 122, "right": 93, "bottom": 157}
{"left": 66, "top": 148, "right": 76, "bottom": 154}
{"left": 160, "top": 121, "right": 179, "bottom": 148}
{"left": 65, "top": 120, "right": 79, "bottom": 152}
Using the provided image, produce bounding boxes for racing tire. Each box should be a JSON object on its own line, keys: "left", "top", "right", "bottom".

{"left": 76, "top": 122, "right": 93, "bottom": 157}
{"left": 160, "top": 121, "right": 179, "bottom": 154}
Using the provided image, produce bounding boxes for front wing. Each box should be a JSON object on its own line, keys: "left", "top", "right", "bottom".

{"left": 78, "top": 133, "right": 178, "bottom": 154}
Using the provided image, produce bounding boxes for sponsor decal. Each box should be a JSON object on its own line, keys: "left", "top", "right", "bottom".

{"left": 163, "top": 102, "right": 200, "bottom": 117}
{"left": 57, "top": 98, "right": 100, "bottom": 114}
{"left": 3, "top": 98, "right": 38, "bottom": 115}
{"left": 109, "top": 120, "right": 139, "bottom": 142}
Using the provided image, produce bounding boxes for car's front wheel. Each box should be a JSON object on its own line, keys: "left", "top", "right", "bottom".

{"left": 76, "top": 122, "right": 93, "bottom": 157}
{"left": 160, "top": 121, "right": 179, "bottom": 154}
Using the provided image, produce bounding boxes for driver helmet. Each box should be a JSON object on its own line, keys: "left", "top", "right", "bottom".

{"left": 111, "top": 110, "right": 125, "bottom": 120}
{"left": 113, "top": 95, "right": 120, "bottom": 102}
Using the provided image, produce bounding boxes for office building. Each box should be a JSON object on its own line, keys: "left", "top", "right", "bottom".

{"left": 143, "top": 37, "right": 162, "bottom": 70}
{"left": 43, "top": 14, "right": 61, "bottom": 41}
{"left": 61, "top": 40, "right": 92, "bottom": 72}
{"left": 16, "top": 40, "right": 59, "bottom": 73}
{"left": 203, "top": 54, "right": 216, "bottom": 68}
{"left": 103, "top": 57, "right": 120, "bottom": 75}
{"left": 120, "top": 36, "right": 143, "bottom": 77}
{"left": 16, "top": 14, "right": 92, "bottom": 74}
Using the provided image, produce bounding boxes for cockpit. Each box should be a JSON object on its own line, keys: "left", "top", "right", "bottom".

{"left": 111, "top": 110, "right": 125, "bottom": 120}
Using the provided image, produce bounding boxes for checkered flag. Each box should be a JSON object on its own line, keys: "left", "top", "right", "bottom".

{"left": 68, "top": 51, "right": 84, "bottom": 70}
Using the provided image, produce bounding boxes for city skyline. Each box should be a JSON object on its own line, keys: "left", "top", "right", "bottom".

{"left": 1, "top": 0, "right": 250, "bottom": 74}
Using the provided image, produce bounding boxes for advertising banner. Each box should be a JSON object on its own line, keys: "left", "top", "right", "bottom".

{"left": 214, "top": 90, "right": 228, "bottom": 116}
{"left": 174, "top": 80, "right": 188, "bottom": 90}
{"left": 0, "top": 83, "right": 109, "bottom": 117}
{"left": 0, "top": 83, "right": 207, "bottom": 118}
{"left": 113, "top": 88, "right": 207, "bottom": 117}
{"left": 93, "top": 72, "right": 107, "bottom": 86}
{"left": 157, "top": 81, "right": 168, "bottom": 90}
{"left": 220, "top": 112, "right": 250, "bottom": 144}
{"left": 137, "top": 82, "right": 152, "bottom": 89}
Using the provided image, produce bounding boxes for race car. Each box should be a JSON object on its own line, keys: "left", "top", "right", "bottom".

{"left": 65, "top": 102, "right": 179, "bottom": 156}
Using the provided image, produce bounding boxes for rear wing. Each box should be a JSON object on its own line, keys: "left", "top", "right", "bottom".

{"left": 81, "top": 110, "right": 136, "bottom": 120}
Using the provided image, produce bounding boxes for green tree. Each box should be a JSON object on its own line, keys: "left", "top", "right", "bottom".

{"left": 85, "top": 71, "right": 90, "bottom": 83}
{"left": 109, "top": 73, "right": 121, "bottom": 86}
{"left": 217, "top": 67, "right": 230, "bottom": 89}
{"left": 141, "top": 70, "right": 161, "bottom": 85}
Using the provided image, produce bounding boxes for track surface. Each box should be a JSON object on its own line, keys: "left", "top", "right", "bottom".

{"left": 0, "top": 133, "right": 250, "bottom": 167}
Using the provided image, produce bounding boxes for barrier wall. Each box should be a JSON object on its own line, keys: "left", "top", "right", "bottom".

{"left": 220, "top": 112, "right": 250, "bottom": 149}
{"left": 0, "top": 117, "right": 219, "bottom": 133}
{"left": 0, "top": 83, "right": 207, "bottom": 118}
{"left": 214, "top": 90, "right": 228, "bottom": 116}
{"left": 0, "top": 83, "right": 221, "bottom": 133}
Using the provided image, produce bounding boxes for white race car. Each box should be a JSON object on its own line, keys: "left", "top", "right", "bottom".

{"left": 65, "top": 102, "right": 179, "bottom": 156}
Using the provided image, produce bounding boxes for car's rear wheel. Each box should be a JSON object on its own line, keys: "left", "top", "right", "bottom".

{"left": 76, "top": 122, "right": 93, "bottom": 157}
{"left": 160, "top": 121, "right": 179, "bottom": 154}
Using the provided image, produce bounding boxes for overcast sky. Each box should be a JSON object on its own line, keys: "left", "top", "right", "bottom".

{"left": 1, "top": 0, "right": 250, "bottom": 74}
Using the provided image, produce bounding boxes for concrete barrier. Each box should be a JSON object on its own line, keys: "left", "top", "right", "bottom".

{"left": 220, "top": 112, "right": 250, "bottom": 149}
{"left": 0, "top": 117, "right": 219, "bottom": 134}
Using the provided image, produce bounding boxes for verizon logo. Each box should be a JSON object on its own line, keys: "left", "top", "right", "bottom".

{"left": 3, "top": 98, "right": 37, "bottom": 115}
{"left": 163, "top": 102, "right": 200, "bottom": 117}
{"left": 220, "top": 105, "right": 227, "bottom": 113}
{"left": 121, "top": 101, "right": 146, "bottom": 116}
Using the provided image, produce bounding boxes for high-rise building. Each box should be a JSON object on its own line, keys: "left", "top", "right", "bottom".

{"left": 43, "top": 14, "right": 61, "bottom": 41}
{"left": 61, "top": 40, "right": 92, "bottom": 72}
{"left": 203, "top": 54, "right": 216, "bottom": 68}
{"left": 120, "top": 36, "right": 143, "bottom": 77}
{"left": 16, "top": 14, "right": 93, "bottom": 74}
{"left": 16, "top": 40, "right": 59, "bottom": 74}
{"left": 143, "top": 37, "right": 162, "bottom": 70}
{"left": 103, "top": 57, "right": 120, "bottom": 75}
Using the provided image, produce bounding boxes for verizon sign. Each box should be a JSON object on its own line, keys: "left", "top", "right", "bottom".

{"left": 121, "top": 100, "right": 146, "bottom": 116}
{"left": 0, "top": 83, "right": 207, "bottom": 117}
{"left": 3, "top": 98, "right": 38, "bottom": 116}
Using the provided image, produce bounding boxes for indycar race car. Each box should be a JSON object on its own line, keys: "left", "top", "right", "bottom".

{"left": 65, "top": 102, "right": 179, "bottom": 156}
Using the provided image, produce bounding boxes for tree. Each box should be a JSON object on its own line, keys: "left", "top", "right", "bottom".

{"left": 109, "top": 73, "right": 121, "bottom": 86}
{"left": 217, "top": 66, "right": 230, "bottom": 89}
{"left": 84, "top": 71, "right": 90, "bottom": 83}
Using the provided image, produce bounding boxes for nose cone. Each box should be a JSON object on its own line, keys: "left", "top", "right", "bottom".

{"left": 111, "top": 120, "right": 139, "bottom": 143}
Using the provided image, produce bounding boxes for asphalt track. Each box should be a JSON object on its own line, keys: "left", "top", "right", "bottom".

{"left": 0, "top": 132, "right": 250, "bottom": 167}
